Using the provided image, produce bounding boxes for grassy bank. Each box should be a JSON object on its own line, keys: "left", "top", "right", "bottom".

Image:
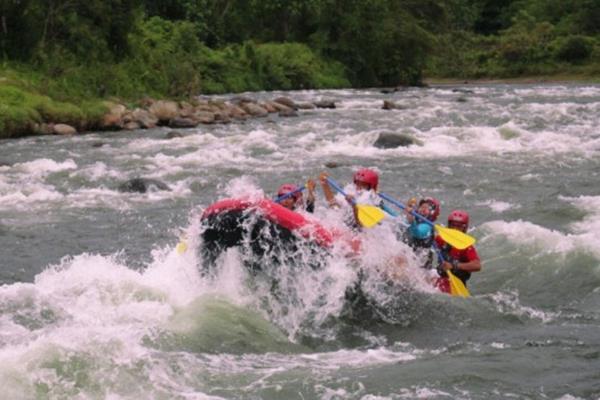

{"left": 0, "top": 73, "right": 107, "bottom": 138}
{"left": 1, "top": 28, "right": 349, "bottom": 139}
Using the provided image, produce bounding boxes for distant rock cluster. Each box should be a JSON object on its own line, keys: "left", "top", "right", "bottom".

{"left": 33, "top": 94, "right": 422, "bottom": 150}
{"left": 41, "top": 96, "right": 339, "bottom": 136}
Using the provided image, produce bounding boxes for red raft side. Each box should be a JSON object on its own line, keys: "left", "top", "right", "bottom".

{"left": 201, "top": 198, "right": 353, "bottom": 248}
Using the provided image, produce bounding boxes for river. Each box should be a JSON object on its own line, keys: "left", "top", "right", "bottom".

{"left": 1, "top": 84, "right": 599, "bottom": 399}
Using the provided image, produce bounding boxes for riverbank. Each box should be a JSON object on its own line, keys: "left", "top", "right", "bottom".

{"left": 0, "top": 78, "right": 336, "bottom": 140}
{"left": 3, "top": 70, "right": 599, "bottom": 140}
{"left": 424, "top": 73, "right": 600, "bottom": 86}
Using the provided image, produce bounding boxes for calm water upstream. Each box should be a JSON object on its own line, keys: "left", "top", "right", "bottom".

{"left": 1, "top": 84, "right": 599, "bottom": 399}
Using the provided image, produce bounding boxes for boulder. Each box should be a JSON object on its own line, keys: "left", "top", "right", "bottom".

{"left": 273, "top": 97, "right": 297, "bottom": 109}
{"left": 314, "top": 100, "right": 336, "bottom": 109}
{"left": 53, "top": 124, "right": 77, "bottom": 135}
{"left": 213, "top": 112, "right": 231, "bottom": 124}
{"left": 179, "top": 101, "right": 195, "bottom": 117}
{"left": 123, "top": 121, "right": 141, "bottom": 130}
{"left": 194, "top": 103, "right": 214, "bottom": 113}
{"left": 131, "top": 108, "right": 158, "bottom": 129}
{"left": 225, "top": 104, "right": 248, "bottom": 120}
{"left": 324, "top": 161, "right": 342, "bottom": 168}
{"left": 382, "top": 100, "right": 407, "bottom": 110}
{"left": 241, "top": 103, "right": 268, "bottom": 117}
{"left": 261, "top": 102, "right": 278, "bottom": 113}
{"left": 296, "top": 102, "right": 315, "bottom": 110}
{"left": 373, "top": 133, "right": 421, "bottom": 148}
{"left": 165, "top": 131, "right": 184, "bottom": 139}
{"left": 194, "top": 111, "right": 216, "bottom": 124}
{"left": 452, "top": 88, "right": 474, "bottom": 94}
{"left": 169, "top": 117, "right": 197, "bottom": 128}
{"left": 266, "top": 101, "right": 292, "bottom": 112}
{"left": 117, "top": 178, "right": 170, "bottom": 193}
{"left": 101, "top": 103, "right": 127, "bottom": 129}
{"left": 149, "top": 100, "right": 179, "bottom": 122}
{"left": 278, "top": 109, "right": 299, "bottom": 117}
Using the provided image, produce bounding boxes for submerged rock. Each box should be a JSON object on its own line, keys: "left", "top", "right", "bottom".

{"left": 169, "top": 117, "right": 197, "bottom": 128}
{"left": 452, "top": 88, "right": 474, "bottom": 94}
{"left": 324, "top": 161, "right": 342, "bottom": 169}
{"left": 165, "top": 130, "right": 184, "bottom": 139}
{"left": 314, "top": 100, "right": 336, "bottom": 109}
{"left": 278, "top": 109, "right": 299, "bottom": 118}
{"left": 382, "top": 100, "right": 407, "bottom": 110}
{"left": 374, "top": 133, "right": 421, "bottom": 148}
{"left": 118, "top": 178, "right": 170, "bottom": 193}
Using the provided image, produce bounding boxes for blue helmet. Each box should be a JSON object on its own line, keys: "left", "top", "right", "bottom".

{"left": 413, "top": 223, "right": 433, "bottom": 240}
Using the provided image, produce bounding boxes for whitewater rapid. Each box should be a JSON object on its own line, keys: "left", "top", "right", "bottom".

{"left": 1, "top": 83, "right": 600, "bottom": 399}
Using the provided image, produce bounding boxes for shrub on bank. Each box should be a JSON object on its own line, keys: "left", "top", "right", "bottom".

{"left": 0, "top": 17, "right": 349, "bottom": 138}
{"left": 554, "top": 35, "right": 595, "bottom": 63}
{"left": 0, "top": 80, "right": 106, "bottom": 138}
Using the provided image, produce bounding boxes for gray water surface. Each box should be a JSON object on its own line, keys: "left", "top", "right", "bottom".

{"left": 1, "top": 84, "right": 599, "bottom": 399}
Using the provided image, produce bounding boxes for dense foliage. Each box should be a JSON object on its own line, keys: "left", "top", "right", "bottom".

{"left": 1, "top": 0, "right": 598, "bottom": 101}
{"left": 429, "top": 0, "right": 600, "bottom": 78}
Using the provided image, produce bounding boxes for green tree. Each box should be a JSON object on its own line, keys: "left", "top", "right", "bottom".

{"left": 1, "top": 0, "right": 139, "bottom": 62}
{"left": 312, "top": 0, "right": 435, "bottom": 86}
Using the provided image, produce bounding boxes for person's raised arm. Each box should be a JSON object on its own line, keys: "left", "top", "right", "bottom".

{"left": 319, "top": 172, "right": 338, "bottom": 208}
{"left": 305, "top": 178, "right": 316, "bottom": 213}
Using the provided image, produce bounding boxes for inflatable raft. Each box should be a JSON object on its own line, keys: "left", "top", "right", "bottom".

{"left": 199, "top": 197, "right": 453, "bottom": 299}
{"left": 200, "top": 198, "right": 357, "bottom": 272}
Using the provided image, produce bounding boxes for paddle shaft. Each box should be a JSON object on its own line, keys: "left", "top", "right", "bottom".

{"left": 379, "top": 192, "right": 476, "bottom": 250}
{"left": 378, "top": 192, "right": 434, "bottom": 227}
{"left": 325, "top": 177, "right": 356, "bottom": 205}
{"left": 273, "top": 185, "right": 305, "bottom": 203}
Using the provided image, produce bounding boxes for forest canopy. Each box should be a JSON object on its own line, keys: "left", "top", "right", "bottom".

{"left": 1, "top": 0, "right": 599, "bottom": 98}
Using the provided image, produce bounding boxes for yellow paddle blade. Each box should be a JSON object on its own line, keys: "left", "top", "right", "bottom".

{"left": 447, "top": 270, "right": 470, "bottom": 297}
{"left": 435, "top": 225, "right": 476, "bottom": 250}
{"left": 176, "top": 240, "right": 188, "bottom": 254}
{"left": 356, "top": 204, "right": 386, "bottom": 228}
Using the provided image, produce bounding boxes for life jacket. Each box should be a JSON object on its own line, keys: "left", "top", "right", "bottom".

{"left": 435, "top": 236, "right": 480, "bottom": 285}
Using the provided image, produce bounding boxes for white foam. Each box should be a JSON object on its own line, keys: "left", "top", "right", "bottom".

{"left": 0, "top": 186, "right": 64, "bottom": 211}
{"left": 300, "top": 346, "right": 415, "bottom": 367}
{"left": 483, "top": 192, "right": 600, "bottom": 262}
{"left": 221, "top": 176, "right": 264, "bottom": 200}
{"left": 69, "top": 161, "right": 124, "bottom": 181}
{"left": 477, "top": 200, "right": 518, "bottom": 213}
{"left": 489, "top": 290, "right": 558, "bottom": 323}
{"left": 481, "top": 220, "right": 579, "bottom": 255}
{"left": 13, "top": 158, "right": 77, "bottom": 176}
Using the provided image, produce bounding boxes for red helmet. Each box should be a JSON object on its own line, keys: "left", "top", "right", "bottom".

{"left": 353, "top": 168, "right": 379, "bottom": 191}
{"left": 277, "top": 183, "right": 302, "bottom": 203}
{"left": 448, "top": 210, "right": 469, "bottom": 228}
{"left": 419, "top": 197, "right": 441, "bottom": 222}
